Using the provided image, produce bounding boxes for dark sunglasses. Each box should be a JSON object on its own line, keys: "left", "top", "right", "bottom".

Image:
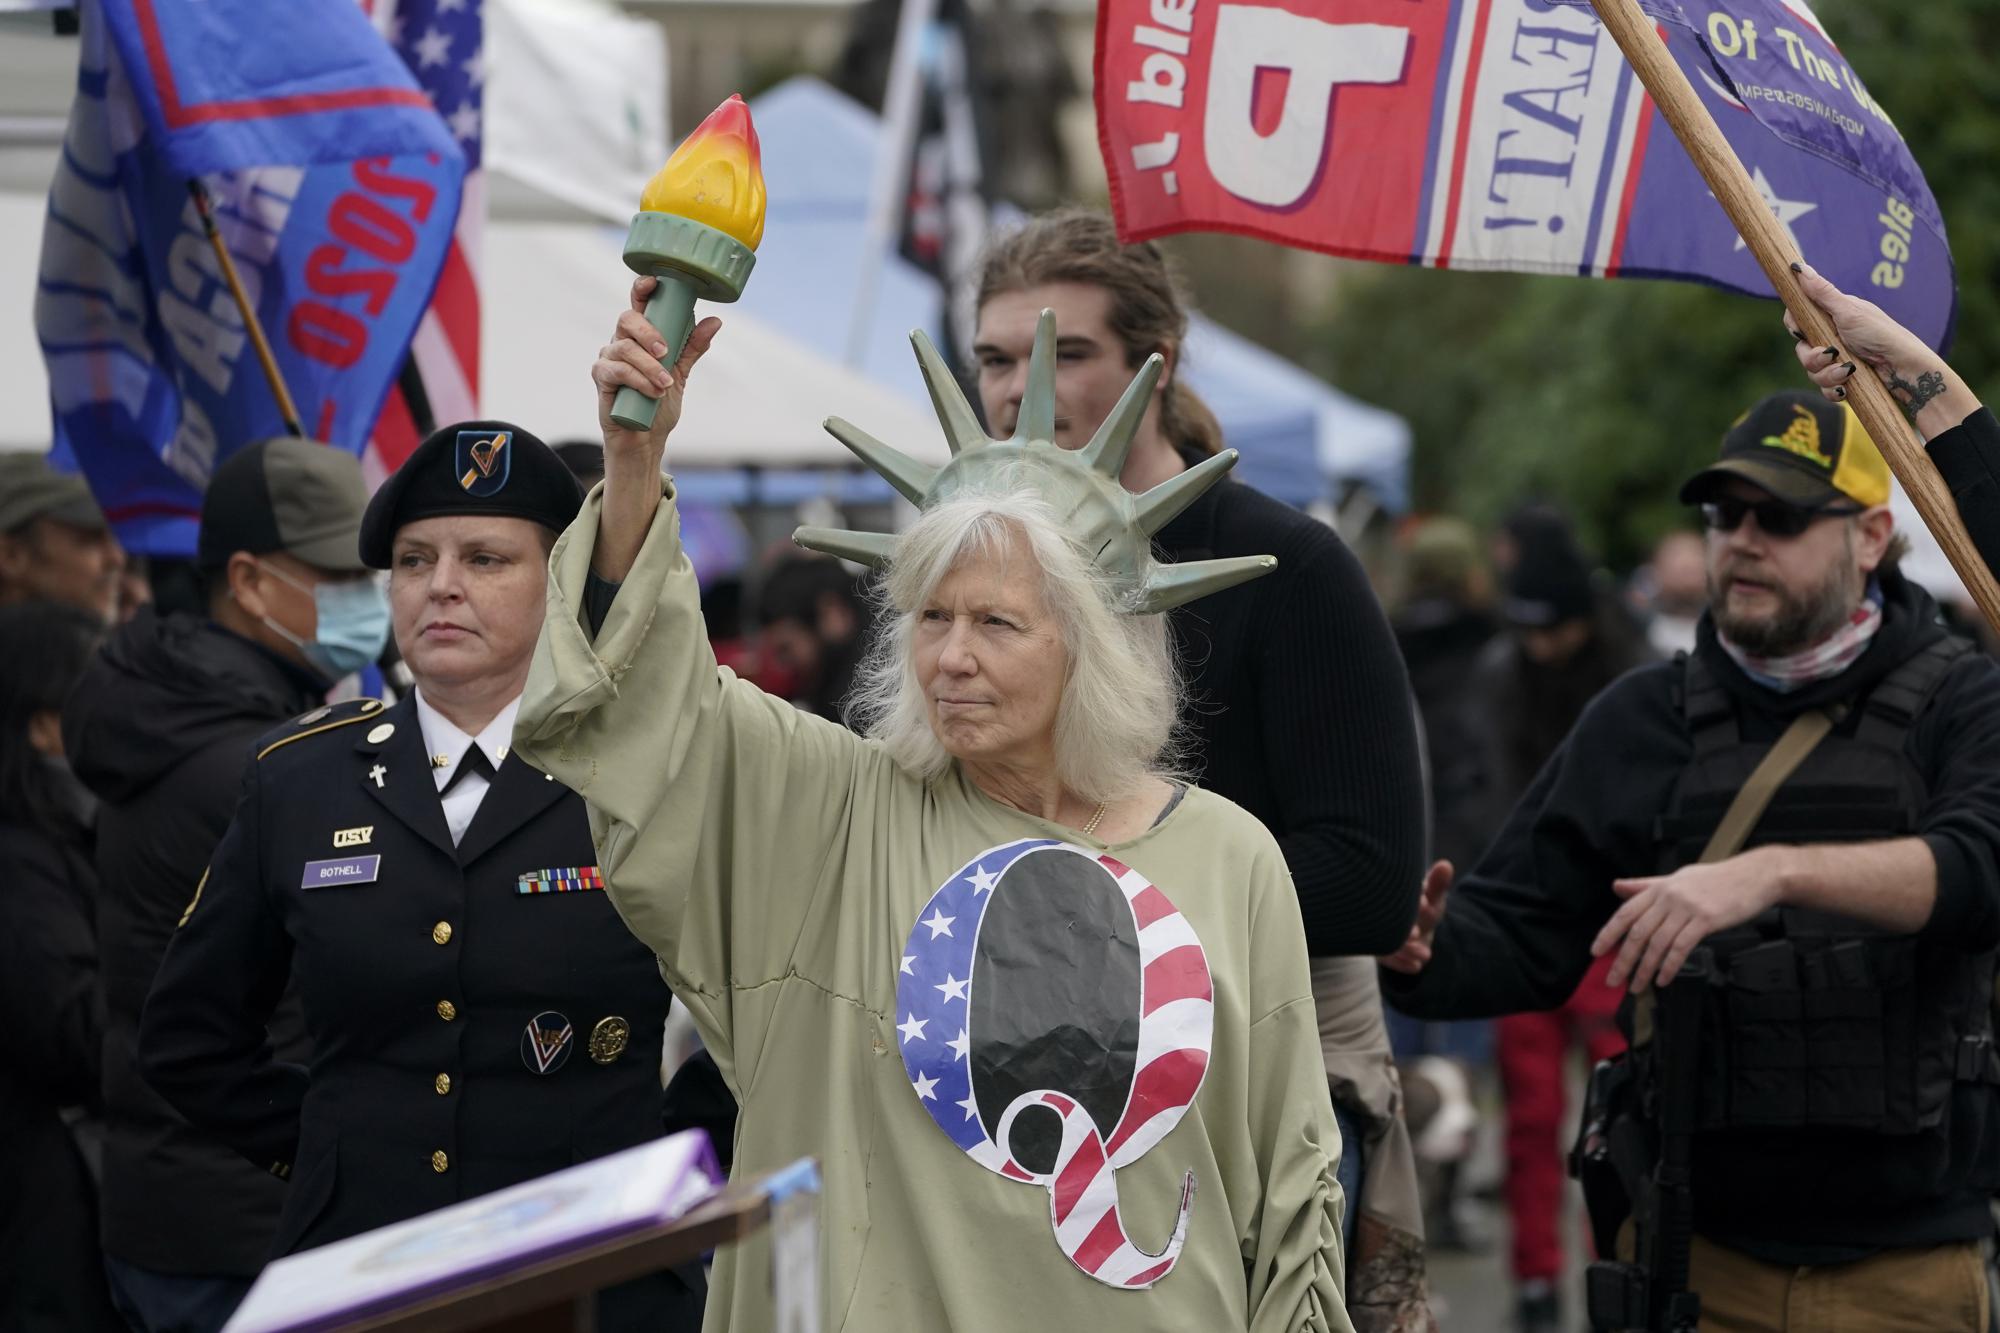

{"left": 1699, "top": 495, "right": 1862, "bottom": 538}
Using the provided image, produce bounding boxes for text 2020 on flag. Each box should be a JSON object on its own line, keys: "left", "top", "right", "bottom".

{"left": 35, "top": 0, "right": 465, "bottom": 555}
{"left": 1094, "top": 0, "right": 1955, "bottom": 351}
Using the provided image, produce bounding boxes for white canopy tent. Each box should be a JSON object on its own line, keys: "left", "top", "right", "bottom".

{"left": 483, "top": 220, "right": 944, "bottom": 469}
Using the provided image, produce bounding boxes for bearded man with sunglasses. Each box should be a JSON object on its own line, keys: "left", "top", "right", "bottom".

{"left": 1382, "top": 391, "right": 2000, "bottom": 1331}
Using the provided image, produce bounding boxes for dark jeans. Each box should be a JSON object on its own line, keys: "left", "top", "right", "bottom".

{"left": 1334, "top": 1101, "right": 1364, "bottom": 1261}
{"left": 103, "top": 1255, "right": 253, "bottom": 1333}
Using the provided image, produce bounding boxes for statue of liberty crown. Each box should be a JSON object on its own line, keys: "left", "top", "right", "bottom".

{"left": 794, "top": 310, "right": 1277, "bottom": 614}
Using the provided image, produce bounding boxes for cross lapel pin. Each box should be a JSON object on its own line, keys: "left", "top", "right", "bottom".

{"left": 369, "top": 763, "right": 388, "bottom": 789}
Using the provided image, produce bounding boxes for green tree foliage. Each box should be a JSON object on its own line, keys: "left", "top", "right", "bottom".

{"left": 1315, "top": 0, "right": 2000, "bottom": 568}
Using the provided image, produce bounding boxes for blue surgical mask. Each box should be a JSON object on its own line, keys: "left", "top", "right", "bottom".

{"left": 258, "top": 562, "right": 391, "bottom": 681}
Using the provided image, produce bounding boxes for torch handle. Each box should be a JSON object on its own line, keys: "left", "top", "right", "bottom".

{"left": 610, "top": 277, "right": 699, "bottom": 432}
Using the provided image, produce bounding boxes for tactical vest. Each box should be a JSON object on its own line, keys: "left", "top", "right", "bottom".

{"left": 1645, "top": 635, "right": 2000, "bottom": 1137}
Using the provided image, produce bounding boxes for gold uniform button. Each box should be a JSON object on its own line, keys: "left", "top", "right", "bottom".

{"left": 431, "top": 1150, "right": 449, "bottom": 1173}
{"left": 436, "top": 1000, "right": 457, "bottom": 1021}
{"left": 590, "top": 1016, "right": 632, "bottom": 1065}
{"left": 434, "top": 1073, "right": 452, "bottom": 1095}
{"left": 431, "top": 921, "right": 453, "bottom": 945}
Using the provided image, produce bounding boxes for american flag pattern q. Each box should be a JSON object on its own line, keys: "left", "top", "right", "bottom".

{"left": 896, "top": 838, "right": 1214, "bottom": 1289}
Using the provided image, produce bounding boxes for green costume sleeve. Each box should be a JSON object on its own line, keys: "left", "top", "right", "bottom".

{"left": 1240, "top": 841, "right": 1351, "bottom": 1333}
{"left": 516, "top": 479, "right": 885, "bottom": 1087}
{"left": 1245, "top": 995, "right": 1348, "bottom": 1333}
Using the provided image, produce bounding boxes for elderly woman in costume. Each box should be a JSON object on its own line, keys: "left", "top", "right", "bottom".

{"left": 513, "top": 281, "right": 1350, "bottom": 1332}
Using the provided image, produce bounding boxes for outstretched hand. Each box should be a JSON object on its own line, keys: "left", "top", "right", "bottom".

{"left": 1593, "top": 855, "right": 1783, "bottom": 993}
{"left": 1381, "top": 860, "right": 1452, "bottom": 975}
{"left": 592, "top": 275, "right": 723, "bottom": 458}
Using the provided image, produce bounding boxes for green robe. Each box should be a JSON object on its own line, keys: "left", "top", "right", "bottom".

{"left": 515, "top": 481, "right": 1351, "bottom": 1333}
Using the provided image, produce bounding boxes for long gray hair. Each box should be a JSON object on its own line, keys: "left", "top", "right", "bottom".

{"left": 844, "top": 482, "right": 1185, "bottom": 804}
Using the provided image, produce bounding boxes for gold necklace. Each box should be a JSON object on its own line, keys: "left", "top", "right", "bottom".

{"left": 1081, "top": 802, "right": 1108, "bottom": 837}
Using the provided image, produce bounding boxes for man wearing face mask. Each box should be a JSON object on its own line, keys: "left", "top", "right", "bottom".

{"left": 62, "top": 437, "right": 385, "bottom": 1333}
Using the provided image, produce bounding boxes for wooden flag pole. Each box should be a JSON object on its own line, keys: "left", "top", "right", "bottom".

{"left": 188, "top": 180, "right": 306, "bottom": 438}
{"left": 1585, "top": 0, "right": 2000, "bottom": 636}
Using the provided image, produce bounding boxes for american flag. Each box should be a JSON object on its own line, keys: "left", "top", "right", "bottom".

{"left": 363, "top": 0, "right": 484, "bottom": 479}
{"left": 898, "top": 838, "right": 1212, "bottom": 1289}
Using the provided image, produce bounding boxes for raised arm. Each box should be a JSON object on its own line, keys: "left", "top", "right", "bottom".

{"left": 514, "top": 281, "right": 889, "bottom": 1076}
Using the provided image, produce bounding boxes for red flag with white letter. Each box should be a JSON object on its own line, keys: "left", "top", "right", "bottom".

{"left": 1093, "top": 0, "right": 1956, "bottom": 349}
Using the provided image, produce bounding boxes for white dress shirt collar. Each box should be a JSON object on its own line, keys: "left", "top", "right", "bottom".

{"left": 414, "top": 690, "right": 522, "bottom": 791}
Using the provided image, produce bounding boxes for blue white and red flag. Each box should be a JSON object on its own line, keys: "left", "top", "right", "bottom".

{"left": 364, "top": 0, "right": 485, "bottom": 483}
{"left": 34, "top": 0, "right": 465, "bottom": 556}
{"left": 1095, "top": 0, "right": 1955, "bottom": 350}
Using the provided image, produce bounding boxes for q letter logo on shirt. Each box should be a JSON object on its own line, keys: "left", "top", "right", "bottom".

{"left": 896, "top": 838, "right": 1213, "bottom": 1289}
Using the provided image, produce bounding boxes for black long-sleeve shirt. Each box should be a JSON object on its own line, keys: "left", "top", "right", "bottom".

{"left": 1383, "top": 570, "right": 2000, "bottom": 1259}
{"left": 1156, "top": 473, "right": 1426, "bottom": 955}
{"left": 1929, "top": 407, "right": 2000, "bottom": 579}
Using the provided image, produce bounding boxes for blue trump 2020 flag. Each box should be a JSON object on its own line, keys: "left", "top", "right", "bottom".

{"left": 1098, "top": 0, "right": 1954, "bottom": 351}
{"left": 36, "top": 0, "right": 466, "bottom": 555}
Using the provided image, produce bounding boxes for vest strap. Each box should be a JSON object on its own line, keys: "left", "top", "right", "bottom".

{"left": 1856, "top": 636, "right": 1973, "bottom": 748}
{"left": 1634, "top": 705, "right": 1843, "bottom": 1048}
{"left": 1682, "top": 652, "right": 1737, "bottom": 756}
{"left": 1697, "top": 706, "right": 1843, "bottom": 865}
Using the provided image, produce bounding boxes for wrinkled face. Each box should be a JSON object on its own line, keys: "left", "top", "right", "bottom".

{"left": 914, "top": 531, "right": 1069, "bottom": 771}
{"left": 1704, "top": 478, "right": 1879, "bottom": 656}
{"left": 973, "top": 283, "right": 1163, "bottom": 452}
{"left": 390, "top": 516, "right": 550, "bottom": 694}
{"left": 0, "top": 518, "right": 125, "bottom": 623}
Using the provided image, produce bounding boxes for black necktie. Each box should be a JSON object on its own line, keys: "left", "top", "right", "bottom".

{"left": 441, "top": 745, "right": 496, "bottom": 796}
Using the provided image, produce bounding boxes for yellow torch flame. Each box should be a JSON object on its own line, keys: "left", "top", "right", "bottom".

{"left": 641, "top": 93, "right": 766, "bottom": 251}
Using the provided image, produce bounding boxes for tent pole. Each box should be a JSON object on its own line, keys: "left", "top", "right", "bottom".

{"left": 845, "top": 0, "right": 939, "bottom": 369}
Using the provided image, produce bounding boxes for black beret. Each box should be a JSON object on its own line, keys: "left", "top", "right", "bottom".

{"left": 359, "top": 421, "right": 584, "bottom": 568}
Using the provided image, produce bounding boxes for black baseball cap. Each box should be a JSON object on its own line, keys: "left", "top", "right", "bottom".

{"left": 198, "top": 438, "right": 370, "bottom": 572}
{"left": 1502, "top": 531, "right": 1595, "bottom": 628}
{"left": 359, "top": 420, "right": 582, "bottom": 569}
{"left": 1679, "top": 392, "right": 1892, "bottom": 510}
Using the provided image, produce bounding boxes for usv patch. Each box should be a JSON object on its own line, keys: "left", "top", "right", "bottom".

{"left": 522, "top": 1011, "right": 573, "bottom": 1074}
{"left": 333, "top": 826, "right": 374, "bottom": 848}
{"left": 301, "top": 855, "right": 381, "bottom": 889}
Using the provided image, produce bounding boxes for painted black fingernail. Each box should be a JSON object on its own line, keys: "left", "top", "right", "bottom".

{"left": 1824, "top": 347, "right": 1840, "bottom": 360}
{"left": 1792, "top": 327, "right": 1806, "bottom": 341}
{"left": 1834, "top": 386, "right": 1847, "bottom": 399}
{"left": 1789, "top": 261, "right": 1803, "bottom": 273}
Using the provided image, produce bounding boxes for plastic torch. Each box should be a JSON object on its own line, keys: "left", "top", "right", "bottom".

{"left": 609, "top": 93, "right": 767, "bottom": 431}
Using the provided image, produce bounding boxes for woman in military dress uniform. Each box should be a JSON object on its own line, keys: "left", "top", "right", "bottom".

{"left": 139, "top": 424, "right": 704, "bottom": 1330}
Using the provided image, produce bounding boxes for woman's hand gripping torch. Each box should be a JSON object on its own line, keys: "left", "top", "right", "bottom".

{"left": 609, "top": 93, "right": 767, "bottom": 431}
